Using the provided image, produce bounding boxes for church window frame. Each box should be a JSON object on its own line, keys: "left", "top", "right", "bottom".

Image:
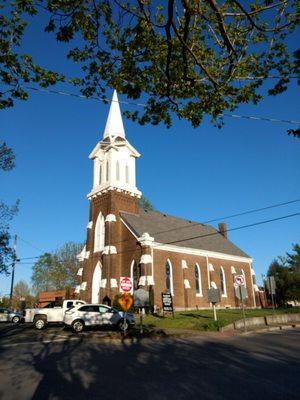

{"left": 130, "top": 260, "right": 141, "bottom": 293}
{"left": 220, "top": 266, "right": 227, "bottom": 297}
{"left": 94, "top": 212, "right": 105, "bottom": 252}
{"left": 165, "top": 259, "right": 174, "bottom": 296}
{"left": 195, "top": 264, "right": 203, "bottom": 297}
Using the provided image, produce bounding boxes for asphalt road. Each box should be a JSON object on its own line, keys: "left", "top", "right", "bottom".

{"left": 0, "top": 323, "right": 299, "bottom": 400}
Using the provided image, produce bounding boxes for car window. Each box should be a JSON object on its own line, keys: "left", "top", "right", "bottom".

{"left": 66, "top": 301, "right": 73, "bottom": 309}
{"left": 79, "top": 305, "right": 99, "bottom": 312}
{"left": 0, "top": 309, "right": 4, "bottom": 314}
{"left": 99, "top": 306, "right": 110, "bottom": 313}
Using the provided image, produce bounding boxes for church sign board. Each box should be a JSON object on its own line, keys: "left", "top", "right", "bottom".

{"left": 161, "top": 292, "right": 174, "bottom": 318}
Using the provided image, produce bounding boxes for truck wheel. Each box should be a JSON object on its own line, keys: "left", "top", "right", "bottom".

{"left": 12, "top": 316, "right": 20, "bottom": 324}
{"left": 72, "top": 320, "right": 84, "bottom": 333}
{"left": 34, "top": 317, "right": 46, "bottom": 330}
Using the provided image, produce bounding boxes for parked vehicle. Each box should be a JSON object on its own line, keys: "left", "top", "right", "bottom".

{"left": 0, "top": 308, "right": 23, "bottom": 323}
{"left": 24, "top": 299, "right": 86, "bottom": 330}
{"left": 63, "top": 303, "right": 135, "bottom": 333}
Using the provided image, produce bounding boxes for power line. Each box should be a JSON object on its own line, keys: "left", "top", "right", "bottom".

{"left": 18, "top": 210, "right": 300, "bottom": 261}
{"left": 17, "top": 197, "right": 300, "bottom": 259}
{"left": 165, "top": 211, "right": 300, "bottom": 246}
{"left": 26, "top": 86, "right": 300, "bottom": 126}
{"left": 18, "top": 236, "right": 44, "bottom": 252}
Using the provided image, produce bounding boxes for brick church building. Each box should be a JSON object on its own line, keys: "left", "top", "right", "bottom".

{"left": 75, "top": 91, "right": 258, "bottom": 309}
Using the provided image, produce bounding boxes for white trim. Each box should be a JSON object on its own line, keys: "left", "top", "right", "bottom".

{"left": 80, "top": 282, "right": 87, "bottom": 291}
{"left": 206, "top": 256, "right": 211, "bottom": 289}
{"left": 211, "top": 281, "right": 217, "bottom": 289}
{"left": 100, "top": 279, "right": 107, "bottom": 288}
{"left": 231, "top": 266, "right": 237, "bottom": 274}
{"left": 181, "top": 260, "right": 188, "bottom": 269}
{"left": 103, "top": 246, "right": 117, "bottom": 255}
{"left": 87, "top": 221, "right": 93, "bottom": 229}
{"left": 105, "top": 214, "right": 117, "bottom": 223}
{"left": 138, "top": 232, "right": 155, "bottom": 247}
{"left": 140, "top": 254, "right": 152, "bottom": 264}
{"left": 184, "top": 279, "right": 191, "bottom": 289}
{"left": 110, "top": 278, "right": 118, "bottom": 288}
{"left": 120, "top": 218, "right": 139, "bottom": 240}
{"left": 138, "top": 275, "right": 146, "bottom": 286}
{"left": 208, "top": 263, "right": 214, "bottom": 272}
{"left": 77, "top": 267, "right": 83, "bottom": 276}
{"left": 130, "top": 260, "right": 137, "bottom": 294}
{"left": 251, "top": 268, "right": 256, "bottom": 276}
{"left": 75, "top": 285, "right": 81, "bottom": 294}
{"left": 147, "top": 276, "right": 155, "bottom": 285}
{"left": 154, "top": 243, "right": 252, "bottom": 263}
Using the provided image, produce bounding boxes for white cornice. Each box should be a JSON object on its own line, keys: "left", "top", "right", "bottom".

{"left": 87, "top": 185, "right": 142, "bottom": 200}
{"left": 153, "top": 242, "right": 253, "bottom": 263}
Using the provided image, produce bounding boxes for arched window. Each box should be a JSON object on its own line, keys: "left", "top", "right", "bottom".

{"left": 195, "top": 264, "right": 202, "bottom": 296}
{"left": 106, "top": 161, "right": 109, "bottom": 181}
{"left": 165, "top": 260, "right": 174, "bottom": 296}
{"left": 116, "top": 161, "right": 120, "bottom": 181}
{"left": 99, "top": 163, "right": 102, "bottom": 185}
{"left": 131, "top": 260, "right": 141, "bottom": 292}
{"left": 220, "top": 266, "right": 227, "bottom": 297}
{"left": 125, "top": 164, "right": 129, "bottom": 184}
{"left": 94, "top": 212, "right": 105, "bottom": 252}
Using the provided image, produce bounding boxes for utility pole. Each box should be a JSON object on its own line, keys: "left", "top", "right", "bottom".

{"left": 9, "top": 235, "right": 17, "bottom": 308}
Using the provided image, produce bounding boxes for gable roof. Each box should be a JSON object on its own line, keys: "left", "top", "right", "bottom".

{"left": 120, "top": 208, "right": 250, "bottom": 259}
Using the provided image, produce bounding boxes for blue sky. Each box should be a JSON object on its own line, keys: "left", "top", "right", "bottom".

{"left": 0, "top": 11, "right": 299, "bottom": 296}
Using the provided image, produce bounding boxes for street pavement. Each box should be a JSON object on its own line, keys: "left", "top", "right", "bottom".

{"left": 0, "top": 323, "right": 299, "bottom": 400}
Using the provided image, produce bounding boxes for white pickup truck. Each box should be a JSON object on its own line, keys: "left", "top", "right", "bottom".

{"left": 24, "top": 299, "right": 86, "bottom": 330}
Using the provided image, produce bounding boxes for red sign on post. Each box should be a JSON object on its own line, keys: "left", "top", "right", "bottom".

{"left": 234, "top": 275, "right": 245, "bottom": 286}
{"left": 120, "top": 277, "right": 133, "bottom": 293}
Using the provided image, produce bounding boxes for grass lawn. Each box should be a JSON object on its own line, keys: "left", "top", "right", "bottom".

{"left": 139, "top": 308, "right": 300, "bottom": 331}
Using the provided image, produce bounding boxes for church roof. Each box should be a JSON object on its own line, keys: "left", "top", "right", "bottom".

{"left": 120, "top": 208, "right": 250, "bottom": 259}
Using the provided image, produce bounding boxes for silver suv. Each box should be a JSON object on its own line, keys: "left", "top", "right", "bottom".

{"left": 64, "top": 304, "right": 135, "bottom": 333}
{"left": 0, "top": 308, "right": 23, "bottom": 323}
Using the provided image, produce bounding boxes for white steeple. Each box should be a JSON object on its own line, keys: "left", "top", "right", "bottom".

{"left": 87, "top": 90, "right": 141, "bottom": 200}
{"left": 103, "top": 90, "right": 125, "bottom": 138}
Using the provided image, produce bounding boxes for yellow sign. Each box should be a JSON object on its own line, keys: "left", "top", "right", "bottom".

{"left": 118, "top": 293, "right": 133, "bottom": 312}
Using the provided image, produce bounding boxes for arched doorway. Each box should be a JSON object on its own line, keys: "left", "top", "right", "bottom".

{"left": 91, "top": 261, "right": 102, "bottom": 304}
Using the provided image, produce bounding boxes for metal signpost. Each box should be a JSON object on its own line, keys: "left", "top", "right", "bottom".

{"left": 119, "top": 277, "right": 133, "bottom": 335}
{"left": 234, "top": 275, "right": 247, "bottom": 332}
{"left": 161, "top": 292, "right": 174, "bottom": 319}
{"left": 134, "top": 288, "right": 150, "bottom": 334}
{"left": 206, "top": 288, "right": 221, "bottom": 321}
{"left": 267, "top": 276, "right": 276, "bottom": 314}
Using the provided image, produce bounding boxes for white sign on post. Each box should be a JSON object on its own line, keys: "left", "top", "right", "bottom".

{"left": 234, "top": 275, "right": 245, "bottom": 286}
{"left": 120, "top": 277, "right": 133, "bottom": 293}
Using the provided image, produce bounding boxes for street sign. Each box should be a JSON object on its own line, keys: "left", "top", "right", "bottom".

{"left": 234, "top": 275, "right": 245, "bottom": 286}
{"left": 235, "top": 286, "right": 248, "bottom": 300}
{"left": 134, "top": 288, "right": 149, "bottom": 308}
{"left": 206, "top": 288, "right": 221, "bottom": 304}
{"left": 118, "top": 293, "right": 133, "bottom": 312}
{"left": 267, "top": 276, "right": 276, "bottom": 295}
{"left": 120, "top": 277, "right": 133, "bottom": 293}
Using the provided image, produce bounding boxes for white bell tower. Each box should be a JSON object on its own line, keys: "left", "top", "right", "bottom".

{"left": 87, "top": 90, "right": 141, "bottom": 199}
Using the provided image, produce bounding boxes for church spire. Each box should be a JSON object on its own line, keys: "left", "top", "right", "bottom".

{"left": 103, "top": 90, "right": 125, "bottom": 138}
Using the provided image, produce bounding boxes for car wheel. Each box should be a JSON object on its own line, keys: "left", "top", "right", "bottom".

{"left": 118, "top": 319, "right": 130, "bottom": 331}
{"left": 34, "top": 318, "right": 46, "bottom": 330}
{"left": 72, "top": 320, "right": 84, "bottom": 333}
{"left": 12, "top": 316, "right": 20, "bottom": 324}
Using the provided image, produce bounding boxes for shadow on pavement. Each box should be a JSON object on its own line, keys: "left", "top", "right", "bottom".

{"left": 0, "top": 329, "right": 299, "bottom": 400}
